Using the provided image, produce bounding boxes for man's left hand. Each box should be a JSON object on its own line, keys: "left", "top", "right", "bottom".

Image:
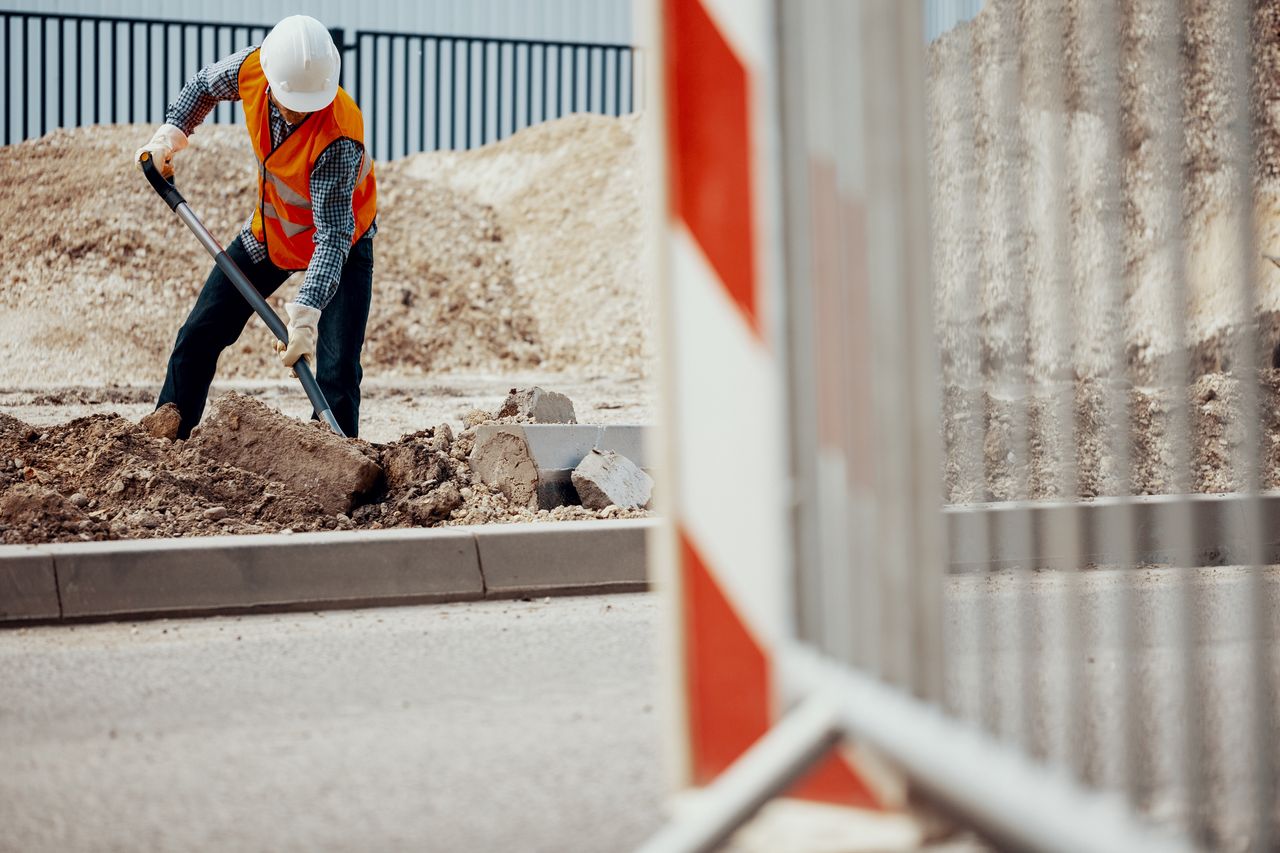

{"left": 275, "top": 302, "right": 321, "bottom": 371}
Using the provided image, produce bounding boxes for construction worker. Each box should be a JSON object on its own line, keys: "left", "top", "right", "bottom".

{"left": 136, "top": 14, "right": 377, "bottom": 439}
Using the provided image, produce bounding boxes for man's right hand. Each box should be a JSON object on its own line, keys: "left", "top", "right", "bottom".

{"left": 134, "top": 124, "right": 189, "bottom": 179}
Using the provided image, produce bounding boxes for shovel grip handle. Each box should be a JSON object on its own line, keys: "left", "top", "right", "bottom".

{"left": 139, "top": 151, "right": 186, "bottom": 211}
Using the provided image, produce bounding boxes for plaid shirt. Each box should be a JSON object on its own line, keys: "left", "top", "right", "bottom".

{"left": 165, "top": 45, "right": 376, "bottom": 311}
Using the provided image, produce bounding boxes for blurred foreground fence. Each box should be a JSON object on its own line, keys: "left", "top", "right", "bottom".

{"left": 0, "top": 8, "right": 641, "bottom": 160}
{"left": 645, "top": 0, "right": 1276, "bottom": 850}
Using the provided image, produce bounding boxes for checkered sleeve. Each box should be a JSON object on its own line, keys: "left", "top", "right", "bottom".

{"left": 292, "top": 139, "right": 371, "bottom": 311}
{"left": 164, "top": 46, "right": 255, "bottom": 136}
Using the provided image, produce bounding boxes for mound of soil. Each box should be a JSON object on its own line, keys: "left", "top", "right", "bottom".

{"left": 0, "top": 395, "right": 647, "bottom": 545}
{"left": 0, "top": 114, "right": 648, "bottom": 388}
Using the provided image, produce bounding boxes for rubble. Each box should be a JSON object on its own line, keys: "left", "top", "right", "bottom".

{"left": 140, "top": 403, "right": 182, "bottom": 440}
{"left": 468, "top": 428, "right": 539, "bottom": 509}
{"left": 187, "top": 393, "right": 383, "bottom": 515}
{"left": 571, "top": 448, "right": 653, "bottom": 510}
{"left": 497, "top": 387, "right": 578, "bottom": 423}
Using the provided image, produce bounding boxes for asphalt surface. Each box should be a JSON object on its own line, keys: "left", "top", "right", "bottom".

{"left": 0, "top": 594, "right": 665, "bottom": 853}
{"left": 2, "top": 569, "right": 1276, "bottom": 852}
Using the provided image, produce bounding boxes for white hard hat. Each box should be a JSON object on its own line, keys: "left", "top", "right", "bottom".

{"left": 260, "top": 15, "right": 341, "bottom": 113}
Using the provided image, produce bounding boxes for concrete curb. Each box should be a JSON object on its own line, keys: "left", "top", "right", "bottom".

{"left": 0, "top": 519, "right": 655, "bottom": 625}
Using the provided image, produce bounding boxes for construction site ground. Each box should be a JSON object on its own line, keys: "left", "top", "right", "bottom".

{"left": 0, "top": 374, "right": 654, "bottom": 444}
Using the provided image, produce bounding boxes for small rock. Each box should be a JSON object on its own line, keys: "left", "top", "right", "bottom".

{"left": 140, "top": 403, "right": 182, "bottom": 441}
{"left": 571, "top": 448, "right": 653, "bottom": 510}
{"left": 68, "top": 493, "right": 90, "bottom": 508}
{"left": 497, "top": 387, "right": 577, "bottom": 424}
{"left": 203, "top": 505, "right": 228, "bottom": 521}
{"left": 139, "top": 515, "right": 160, "bottom": 529}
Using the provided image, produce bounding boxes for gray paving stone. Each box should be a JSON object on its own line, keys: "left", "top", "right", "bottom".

{"left": 0, "top": 545, "right": 60, "bottom": 621}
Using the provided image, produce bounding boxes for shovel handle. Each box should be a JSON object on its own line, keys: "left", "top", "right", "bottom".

{"left": 138, "top": 151, "right": 346, "bottom": 437}
{"left": 139, "top": 151, "right": 186, "bottom": 211}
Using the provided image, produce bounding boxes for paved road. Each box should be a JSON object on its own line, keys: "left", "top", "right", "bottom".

{"left": 0, "top": 595, "right": 664, "bottom": 853}
{"left": 2, "top": 570, "right": 1275, "bottom": 851}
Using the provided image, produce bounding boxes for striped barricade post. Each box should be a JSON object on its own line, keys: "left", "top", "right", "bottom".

{"left": 642, "top": 0, "right": 1273, "bottom": 851}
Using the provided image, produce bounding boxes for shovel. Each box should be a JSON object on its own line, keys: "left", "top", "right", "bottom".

{"left": 139, "top": 151, "right": 345, "bottom": 437}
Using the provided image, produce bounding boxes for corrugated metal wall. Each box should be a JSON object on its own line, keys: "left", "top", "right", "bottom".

{"left": 0, "top": 0, "right": 632, "bottom": 43}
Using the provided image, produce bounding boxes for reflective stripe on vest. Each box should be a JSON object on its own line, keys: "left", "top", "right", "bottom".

{"left": 262, "top": 201, "right": 311, "bottom": 238}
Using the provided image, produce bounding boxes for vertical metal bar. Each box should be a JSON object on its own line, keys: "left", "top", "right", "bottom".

{"left": 1141, "top": 0, "right": 1201, "bottom": 836}
{"left": 93, "top": 19, "right": 100, "bottom": 125}
{"left": 496, "top": 40, "right": 504, "bottom": 140}
{"left": 57, "top": 18, "right": 64, "bottom": 131}
{"left": 4, "top": 14, "right": 10, "bottom": 145}
{"left": 39, "top": 16, "right": 46, "bottom": 136}
{"left": 144, "top": 23, "right": 152, "bottom": 123}
{"left": 77, "top": 17, "right": 85, "bottom": 134}
{"left": 556, "top": 45, "right": 563, "bottom": 118}
{"left": 1078, "top": 0, "right": 1139, "bottom": 799}
{"left": 570, "top": 45, "right": 578, "bottom": 112}
{"left": 418, "top": 37, "right": 426, "bottom": 155}
{"left": 24, "top": 15, "right": 30, "bottom": 140}
{"left": 928, "top": 0, "right": 986, "bottom": 721}
{"left": 381, "top": 35, "right": 390, "bottom": 162}
{"left": 613, "top": 47, "right": 621, "bottom": 116}
{"left": 1221, "top": 0, "right": 1274, "bottom": 846}
{"left": 585, "top": 45, "right": 594, "bottom": 113}
{"left": 525, "top": 43, "right": 532, "bottom": 130}
{"left": 373, "top": 34, "right": 381, "bottom": 162}
{"left": 162, "top": 24, "right": 170, "bottom": 123}
{"left": 465, "top": 39, "right": 472, "bottom": 150}
{"left": 434, "top": 38, "right": 442, "bottom": 151}
{"left": 481, "top": 40, "right": 489, "bottom": 145}
{"left": 510, "top": 44, "right": 518, "bottom": 136}
{"left": 402, "top": 36, "right": 410, "bottom": 158}
{"left": 179, "top": 24, "right": 186, "bottom": 99}
{"left": 453, "top": 39, "right": 460, "bottom": 150}
{"left": 543, "top": 44, "right": 550, "bottom": 122}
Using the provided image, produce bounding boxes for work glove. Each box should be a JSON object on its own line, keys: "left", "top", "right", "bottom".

{"left": 275, "top": 302, "right": 321, "bottom": 373}
{"left": 134, "top": 123, "right": 188, "bottom": 178}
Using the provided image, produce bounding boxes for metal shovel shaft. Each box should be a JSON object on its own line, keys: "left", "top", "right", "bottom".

{"left": 139, "top": 153, "right": 344, "bottom": 437}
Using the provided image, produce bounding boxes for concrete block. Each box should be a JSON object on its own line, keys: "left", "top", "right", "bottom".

{"left": 597, "top": 426, "right": 649, "bottom": 468}
{"left": 48, "top": 529, "right": 483, "bottom": 618}
{"left": 572, "top": 449, "right": 653, "bottom": 510}
{"left": 0, "top": 545, "right": 60, "bottom": 621}
{"left": 472, "top": 519, "right": 654, "bottom": 597}
{"left": 497, "top": 387, "right": 578, "bottom": 423}
{"left": 471, "top": 425, "right": 654, "bottom": 510}
{"left": 469, "top": 427, "right": 540, "bottom": 509}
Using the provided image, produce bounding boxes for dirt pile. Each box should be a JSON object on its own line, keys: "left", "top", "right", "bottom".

{"left": 0, "top": 394, "right": 647, "bottom": 545}
{"left": 0, "top": 113, "right": 648, "bottom": 387}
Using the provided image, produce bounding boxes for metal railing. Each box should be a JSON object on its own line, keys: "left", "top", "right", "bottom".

{"left": 0, "top": 9, "right": 642, "bottom": 158}
{"left": 645, "top": 0, "right": 1277, "bottom": 849}
{"left": 346, "top": 30, "right": 640, "bottom": 162}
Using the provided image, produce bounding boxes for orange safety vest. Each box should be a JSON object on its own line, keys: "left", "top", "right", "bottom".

{"left": 238, "top": 48, "right": 377, "bottom": 271}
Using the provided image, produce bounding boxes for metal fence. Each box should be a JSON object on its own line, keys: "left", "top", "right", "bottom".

{"left": 645, "top": 0, "right": 1277, "bottom": 850}
{"left": 0, "top": 9, "right": 641, "bottom": 160}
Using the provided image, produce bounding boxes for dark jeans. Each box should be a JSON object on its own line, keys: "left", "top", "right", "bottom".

{"left": 157, "top": 235, "right": 374, "bottom": 439}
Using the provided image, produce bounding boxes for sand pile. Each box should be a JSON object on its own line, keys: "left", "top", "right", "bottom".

{"left": 0, "top": 113, "right": 647, "bottom": 387}
{"left": 0, "top": 393, "right": 647, "bottom": 545}
{"left": 929, "top": 0, "right": 1280, "bottom": 502}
